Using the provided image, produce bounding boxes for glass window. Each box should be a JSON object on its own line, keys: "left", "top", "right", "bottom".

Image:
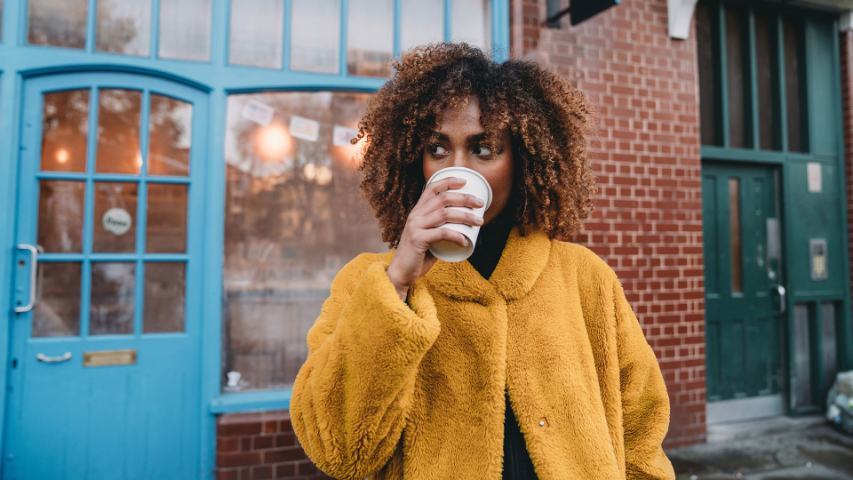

{"left": 96, "top": 89, "right": 142, "bottom": 174}
{"left": 783, "top": 16, "right": 808, "bottom": 152}
{"left": 347, "top": 0, "right": 393, "bottom": 77}
{"left": 90, "top": 262, "right": 135, "bottom": 335}
{"left": 93, "top": 182, "right": 138, "bottom": 253}
{"left": 724, "top": 5, "right": 746, "bottom": 148}
{"left": 33, "top": 263, "right": 82, "bottom": 337}
{"left": 451, "top": 0, "right": 490, "bottom": 52}
{"left": 158, "top": 0, "right": 211, "bottom": 62}
{"left": 754, "top": 11, "right": 779, "bottom": 150}
{"left": 41, "top": 89, "right": 90, "bottom": 173}
{"left": 28, "top": 0, "right": 87, "bottom": 48}
{"left": 696, "top": 2, "right": 719, "bottom": 146}
{"left": 96, "top": 0, "right": 151, "bottom": 56}
{"left": 728, "top": 177, "right": 741, "bottom": 293}
{"left": 290, "top": 0, "right": 340, "bottom": 74}
{"left": 144, "top": 263, "right": 185, "bottom": 333}
{"left": 38, "top": 181, "right": 86, "bottom": 253}
{"left": 401, "top": 0, "right": 444, "bottom": 53}
{"left": 229, "top": 0, "right": 284, "bottom": 69}
{"left": 148, "top": 94, "right": 192, "bottom": 176}
{"left": 146, "top": 183, "right": 187, "bottom": 253}
{"left": 222, "top": 91, "right": 384, "bottom": 391}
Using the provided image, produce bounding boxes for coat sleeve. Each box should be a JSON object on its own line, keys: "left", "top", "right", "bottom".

{"left": 612, "top": 275, "right": 676, "bottom": 480}
{"left": 289, "top": 253, "right": 441, "bottom": 480}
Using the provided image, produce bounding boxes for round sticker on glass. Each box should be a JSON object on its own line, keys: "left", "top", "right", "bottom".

{"left": 102, "top": 208, "right": 132, "bottom": 235}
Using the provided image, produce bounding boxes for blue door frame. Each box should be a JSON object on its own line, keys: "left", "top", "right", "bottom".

{"left": 0, "top": 0, "right": 511, "bottom": 477}
{"left": 4, "top": 72, "right": 209, "bottom": 478}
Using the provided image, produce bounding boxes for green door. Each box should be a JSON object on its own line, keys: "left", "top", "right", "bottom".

{"left": 702, "top": 162, "right": 785, "bottom": 405}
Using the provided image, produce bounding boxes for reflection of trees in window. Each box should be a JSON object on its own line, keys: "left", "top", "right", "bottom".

{"left": 222, "top": 91, "right": 385, "bottom": 390}
{"left": 28, "top": 0, "right": 139, "bottom": 52}
{"left": 41, "top": 90, "right": 90, "bottom": 172}
{"left": 96, "top": 0, "right": 149, "bottom": 56}
{"left": 148, "top": 94, "right": 192, "bottom": 176}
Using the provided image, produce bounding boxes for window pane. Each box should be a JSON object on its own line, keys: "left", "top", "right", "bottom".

{"left": 38, "top": 181, "right": 85, "bottom": 253}
{"left": 229, "top": 0, "right": 283, "bottom": 69}
{"left": 728, "top": 177, "right": 742, "bottom": 293}
{"left": 159, "top": 0, "right": 211, "bottom": 61}
{"left": 724, "top": 6, "right": 746, "bottom": 148}
{"left": 146, "top": 183, "right": 187, "bottom": 253}
{"left": 347, "top": 0, "right": 392, "bottom": 77}
{"left": 93, "top": 182, "right": 138, "bottom": 253}
{"left": 148, "top": 94, "right": 192, "bottom": 176}
{"left": 144, "top": 263, "right": 185, "bottom": 333}
{"left": 41, "top": 90, "right": 89, "bottom": 172}
{"left": 696, "top": 2, "right": 719, "bottom": 146}
{"left": 33, "top": 262, "right": 81, "bottom": 337}
{"left": 754, "top": 11, "right": 778, "bottom": 150}
{"left": 96, "top": 0, "right": 151, "bottom": 56}
{"left": 90, "top": 262, "right": 135, "bottom": 335}
{"left": 97, "top": 89, "right": 142, "bottom": 174}
{"left": 401, "top": 0, "right": 443, "bottom": 53}
{"left": 28, "top": 0, "right": 87, "bottom": 48}
{"left": 820, "top": 302, "right": 837, "bottom": 390}
{"left": 793, "top": 304, "right": 812, "bottom": 408}
{"left": 290, "top": 0, "right": 340, "bottom": 74}
{"left": 783, "top": 16, "right": 807, "bottom": 152}
{"left": 451, "top": 0, "right": 490, "bottom": 52}
{"left": 223, "top": 91, "right": 383, "bottom": 390}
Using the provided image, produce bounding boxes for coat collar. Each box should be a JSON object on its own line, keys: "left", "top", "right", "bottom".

{"left": 386, "top": 226, "right": 552, "bottom": 304}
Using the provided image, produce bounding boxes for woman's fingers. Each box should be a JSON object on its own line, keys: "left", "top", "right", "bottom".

{"left": 415, "top": 223, "right": 470, "bottom": 248}
{"left": 417, "top": 206, "right": 484, "bottom": 229}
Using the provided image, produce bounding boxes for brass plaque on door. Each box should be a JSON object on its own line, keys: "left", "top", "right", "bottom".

{"left": 83, "top": 349, "right": 137, "bottom": 367}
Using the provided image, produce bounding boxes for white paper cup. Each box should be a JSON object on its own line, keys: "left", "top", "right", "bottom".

{"left": 425, "top": 166, "right": 493, "bottom": 262}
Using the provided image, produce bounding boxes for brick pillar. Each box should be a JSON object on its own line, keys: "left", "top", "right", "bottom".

{"left": 511, "top": 0, "right": 707, "bottom": 448}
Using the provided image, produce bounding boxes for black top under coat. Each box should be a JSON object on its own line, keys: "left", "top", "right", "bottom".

{"left": 464, "top": 205, "right": 539, "bottom": 480}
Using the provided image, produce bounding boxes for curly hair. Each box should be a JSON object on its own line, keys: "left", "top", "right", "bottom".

{"left": 353, "top": 42, "right": 598, "bottom": 248}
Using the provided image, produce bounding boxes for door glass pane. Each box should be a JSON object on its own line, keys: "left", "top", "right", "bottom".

{"left": 696, "top": 3, "right": 719, "bottom": 146}
{"left": 451, "top": 0, "right": 490, "bottom": 52}
{"left": 93, "top": 182, "right": 138, "bottom": 253}
{"left": 148, "top": 94, "right": 192, "bottom": 176}
{"left": 821, "top": 302, "right": 837, "bottom": 390}
{"left": 146, "top": 183, "right": 187, "bottom": 253}
{"left": 96, "top": 0, "right": 151, "bottom": 56}
{"left": 158, "top": 0, "right": 212, "bottom": 61}
{"left": 754, "top": 11, "right": 778, "bottom": 151}
{"left": 728, "top": 177, "right": 742, "bottom": 293}
{"left": 724, "top": 6, "right": 746, "bottom": 148}
{"left": 33, "top": 262, "right": 81, "bottom": 337}
{"left": 793, "top": 303, "right": 813, "bottom": 408}
{"left": 90, "top": 262, "right": 135, "bottom": 335}
{"left": 783, "top": 16, "right": 807, "bottom": 153}
{"left": 38, "top": 181, "right": 85, "bottom": 253}
{"left": 223, "top": 91, "right": 382, "bottom": 390}
{"left": 347, "top": 0, "right": 392, "bottom": 77}
{"left": 27, "top": 0, "right": 87, "bottom": 48}
{"left": 401, "top": 0, "right": 443, "bottom": 53}
{"left": 144, "top": 263, "right": 185, "bottom": 333}
{"left": 229, "top": 0, "right": 284, "bottom": 69}
{"left": 41, "top": 89, "right": 89, "bottom": 172}
{"left": 290, "top": 0, "right": 340, "bottom": 74}
{"left": 96, "top": 89, "right": 142, "bottom": 174}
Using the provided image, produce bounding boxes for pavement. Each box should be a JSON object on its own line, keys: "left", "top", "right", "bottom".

{"left": 667, "top": 415, "right": 853, "bottom": 480}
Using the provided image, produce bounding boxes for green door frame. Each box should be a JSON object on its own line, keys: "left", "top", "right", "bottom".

{"left": 698, "top": 0, "right": 852, "bottom": 415}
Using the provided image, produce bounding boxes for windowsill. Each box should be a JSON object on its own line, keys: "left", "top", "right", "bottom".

{"left": 210, "top": 388, "right": 292, "bottom": 414}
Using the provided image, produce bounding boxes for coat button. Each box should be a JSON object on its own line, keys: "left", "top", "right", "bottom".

{"left": 538, "top": 418, "right": 547, "bottom": 427}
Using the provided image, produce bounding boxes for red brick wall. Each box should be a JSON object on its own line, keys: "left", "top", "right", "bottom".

{"left": 843, "top": 29, "right": 853, "bottom": 346}
{"left": 510, "top": 0, "right": 707, "bottom": 448}
{"left": 216, "top": 411, "right": 330, "bottom": 480}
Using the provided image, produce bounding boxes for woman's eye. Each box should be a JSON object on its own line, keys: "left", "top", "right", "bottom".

{"left": 473, "top": 145, "right": 493, "bottom": 157}
{"left": 428, "top": 144, "right": 449, "bottom": 156}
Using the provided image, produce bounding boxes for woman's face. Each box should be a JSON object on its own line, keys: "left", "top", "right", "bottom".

{"left": 421, "top": 96, "right": 514, "bottom": 225}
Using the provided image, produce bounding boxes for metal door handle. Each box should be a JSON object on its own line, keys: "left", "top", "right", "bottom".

{"left": 15, "top": 244, "right": 38, "bottom": 313}
{"left": 775, "top": 285, "right": 786, "bottom": 314}
{"left": 36, "top": 352, "right": 72, "bottom": 363}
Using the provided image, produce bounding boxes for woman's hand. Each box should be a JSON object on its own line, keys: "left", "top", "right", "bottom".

{"left": 386, "top": 177, "right": 485, "bottom": 300}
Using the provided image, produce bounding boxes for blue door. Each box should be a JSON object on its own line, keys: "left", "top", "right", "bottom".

{"left": 4, "top": 73, "right": 207, "bottom": 479}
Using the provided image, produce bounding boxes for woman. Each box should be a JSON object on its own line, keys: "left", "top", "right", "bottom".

{"left": 290, "top": 43, "right": 675, "bottom": 480}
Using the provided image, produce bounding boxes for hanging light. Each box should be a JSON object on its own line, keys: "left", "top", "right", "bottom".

{"left": 55, "top": 148, "right": 69, "bottom": 164}
{"left": 256, "top": 124, "right": 292, "bottom": 161}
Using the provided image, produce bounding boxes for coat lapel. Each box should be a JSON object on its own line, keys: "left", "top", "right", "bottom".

{"left": 422, "top": 226, "right": 552, "bottom": 303}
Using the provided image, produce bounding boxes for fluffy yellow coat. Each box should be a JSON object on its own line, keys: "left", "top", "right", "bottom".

{"left": 290, "top": 226, "right": 676, "bottom": 479}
